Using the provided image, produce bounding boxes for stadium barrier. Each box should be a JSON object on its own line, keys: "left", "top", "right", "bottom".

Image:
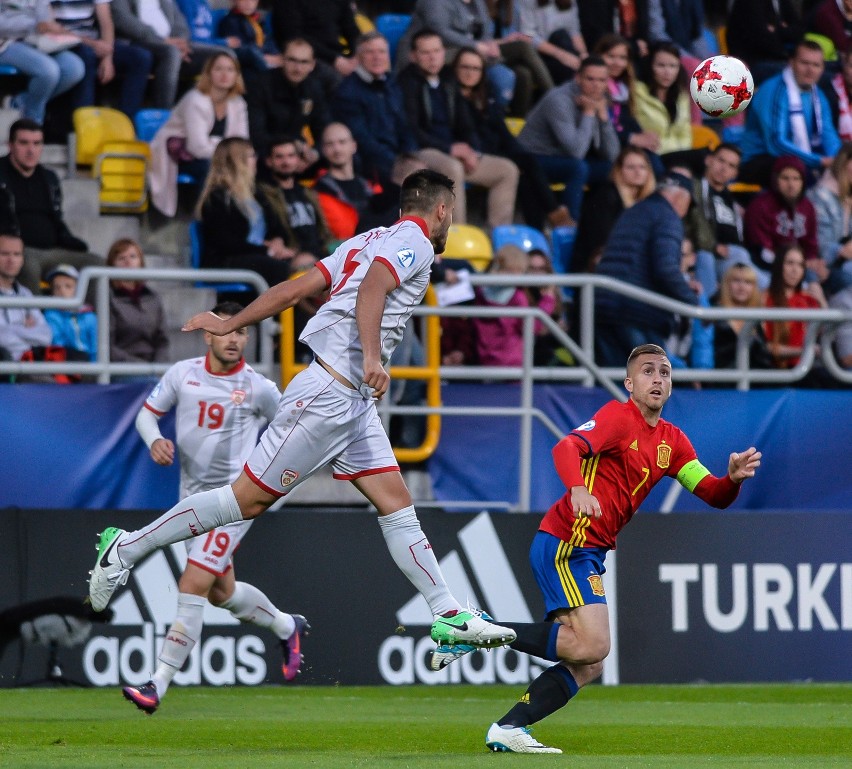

{"left": 1, "top": 268, "right": 849, "bottom": 387}
{"left": 0, "top": 509, "right": 847, "bottom": 688}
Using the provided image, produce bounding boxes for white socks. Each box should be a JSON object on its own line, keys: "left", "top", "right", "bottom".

{"left": 218, "top": 581, "right": 295, "bottom": 639}
{"left": 377, "top": 505, "right": 460, "bottom": 617}
{"left": 118, "top": 486, "right": 243, "bottom": 566}
{"left": 153, "top": 592, "right": 205, "bottom": 698}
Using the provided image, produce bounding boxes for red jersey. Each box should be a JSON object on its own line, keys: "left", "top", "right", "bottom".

{"left": 764, "top": 292, "right": 820, "bottom": 367}
{"left": 540, "top": 399, "right": 705, "bottom": 550}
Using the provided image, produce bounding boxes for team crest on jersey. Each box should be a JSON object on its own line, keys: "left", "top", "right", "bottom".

{"left": 281, "top": 469, "right": 299, "bottom": 486}
{"left": 575, "top": 419, "right": 596, "bottom": 432}
{"left": 587, "top": 575, "right": 605, "bottom": 596}
{"left": 396, "top": 248, "right": 415, "bottom": 269}
{"left": 656, "top": 442, "right": 672, "bottom": 469}
{"left": 231, "top": 389, "right": 246, "bottom": 405}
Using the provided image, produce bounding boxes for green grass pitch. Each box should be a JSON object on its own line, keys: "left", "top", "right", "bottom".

{"left": 0, "top": 683, "right": 849, "bottom": 768}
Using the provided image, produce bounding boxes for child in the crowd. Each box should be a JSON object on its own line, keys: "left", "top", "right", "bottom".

{"left": 42, "top": 264, "right": 97, "bottom": 361}
{"left": 217, "top": 0, "right": 282, "bottom": 75}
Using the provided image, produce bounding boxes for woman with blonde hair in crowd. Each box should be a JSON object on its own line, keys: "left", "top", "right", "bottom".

{"left": 149, "top": 52, "right": 250, "bottom": 217}
{"left": 106, "top": 239, "right": 169, "bottom": 365}
{"left": 196, "top": 137, "right": 291, "bottom": 289}
{"left": 573, "top": 146, "right": 655, "bottom": 273}
{"left": 712, "top": 262, "right": 773, "bottom": 370}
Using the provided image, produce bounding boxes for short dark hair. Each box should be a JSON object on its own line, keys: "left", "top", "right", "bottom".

{"left": 399, "top": 169, "right": 455, "bottom": 215}
{"left": 411, "top": 28, "right": 442, "bottom": 51}
{"left": 579, "top": 55, "right": 607, "bottom": 72}
{"left": 9, "top": 118, "right": 43, "bottom": 143}
{"left": 627, "top": 344, "right": 669, "bottom": 371}
{"left": 712, "top": 142, "right": 742, "bottom": 158}
{"left": 212, "top": 301, "right": 244, "bottom": 317}
{"left": 267, "top": 135, "right": 300, "bottom": 154}
{"left": 794, "top": 38, "right": 825, "bottom": 58}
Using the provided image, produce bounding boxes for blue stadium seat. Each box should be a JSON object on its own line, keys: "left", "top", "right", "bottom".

{"left": 0, "top": 64, "right": 19, "bottom": 76}
{"left": 133, "top": 108, "right": 170, "bottom": 142}
{"left": 189, "top": 220, "right": 251, "bottom": 293}
{"left": 550, "top": 226, "right": 576, "bottom": 273}
{"left": 375, "top": 14, "right": 411, "bottom": 66}
{"left": 491, "top": 224, "right": 551, "bottom": 258}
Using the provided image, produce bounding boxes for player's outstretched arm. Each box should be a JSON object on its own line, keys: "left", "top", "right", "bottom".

{"left": 182, "top": 267, "right": 329, "bottom": 335}
{"left": 727, "top": 447, "right": 761, "bottom": 484}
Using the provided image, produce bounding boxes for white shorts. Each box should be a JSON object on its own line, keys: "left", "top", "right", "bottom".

{"left": 185, "top": 519, "right": 252, "bottom": 576}
{"left": 245, "top": 361, "right": 399, "bottom": 497}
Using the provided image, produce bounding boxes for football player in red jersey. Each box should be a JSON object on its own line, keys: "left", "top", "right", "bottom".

{"left": 479, "top": 343, "right": 761, "bottom": 754}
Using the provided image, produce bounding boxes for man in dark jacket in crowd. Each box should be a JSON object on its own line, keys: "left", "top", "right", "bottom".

{"left": 271, "top": 0, "right": 360, "bottom": 95}
{"left": 397, "top": 29, "right": 518, "bottom": 227}
{"left": 334, "top": 31, "right": 425, "bottom": 190}
{"left": 0, "top": 119, "right": 101, "bottom": 295}
{"left": 247, "top": 38, "right": 331, "bottom": 163}
{"left": 595, "top": 169, "right": 699, "bottom": 366}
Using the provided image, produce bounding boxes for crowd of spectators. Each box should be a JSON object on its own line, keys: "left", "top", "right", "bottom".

{"left": 0, "top": 0, "right": 850, "bottom": 384}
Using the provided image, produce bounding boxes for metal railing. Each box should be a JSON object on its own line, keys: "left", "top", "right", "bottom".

{"left": 3, "top": 268, "right": 850, "bottom": 508}
{"left": 0, "top": 267, "right": 272, "bottom": 383}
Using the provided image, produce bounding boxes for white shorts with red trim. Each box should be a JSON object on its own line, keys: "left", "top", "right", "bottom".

{"left": 244, "top": 361, "right": 399, "bottom": 498}
{"left": 185, "top": 519, "right": 252, "bottom": 576}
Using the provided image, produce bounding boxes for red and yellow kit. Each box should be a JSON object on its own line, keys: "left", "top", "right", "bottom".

{"left": 540, "top": 399, "right": 739, "bottom": 550}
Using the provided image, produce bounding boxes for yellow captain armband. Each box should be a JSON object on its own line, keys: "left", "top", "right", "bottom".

{"left": 676, "top": 459, "right": 711, "bottom": 493}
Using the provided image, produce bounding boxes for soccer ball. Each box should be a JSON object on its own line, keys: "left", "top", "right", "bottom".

{"left": 690, "top": 55, "right": 754, "bottom": 118}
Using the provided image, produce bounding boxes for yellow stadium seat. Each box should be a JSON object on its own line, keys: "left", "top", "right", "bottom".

{"left": 73, "top": 107, "right": 137, "bottom": 166}
{"left": 73, "top": 108, "right": 150, "bottom": 213}
{"left": 95, "top": 140, "right": 150, "bottom": 213}
{"left": 504, "top": 117, "right": 525, "bottom": 137}
{"left": 717, "top": 26, "right": 728, "bottom": 55}
{"left": 692, "top": 123, "right": 720, "bottom": 150}
{"left": 355, "top": 13, "right": 375, "bottom": 33}
{"left": 729, "top": 181, "right": 762, "bottom": 195}
{"left": 443, "top": 224, "right": 493, "bottom": 272}
{"left": 804, "top": 32, "right": 837, "bottom": 62}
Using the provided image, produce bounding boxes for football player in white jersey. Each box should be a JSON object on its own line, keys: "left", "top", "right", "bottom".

{"left": 122, "top": 303, "right": 308, "bottom": 715}
{"left": 88, "top": 170, "right": 516, "bottom": 670}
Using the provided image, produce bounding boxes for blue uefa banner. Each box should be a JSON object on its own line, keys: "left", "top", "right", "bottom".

{"left": 0, "top": 383, "right": 851, "bottom": 511}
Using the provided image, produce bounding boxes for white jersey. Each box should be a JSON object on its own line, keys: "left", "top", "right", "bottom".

{"left": 145, "top": 355, "right": 280, "bottom": 497}
{"left": 301, "top": 217, "right": 434, "bottom": 388}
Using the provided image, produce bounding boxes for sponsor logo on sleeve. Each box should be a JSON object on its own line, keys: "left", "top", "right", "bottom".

{"left": 575, "top": 420, "right": 596, "bottom": 432}
{"left": 281, "top": 469, "right": 299, "bottom": 486}
{"left": 396, "top": 248, "right": 415, "bottom": 269}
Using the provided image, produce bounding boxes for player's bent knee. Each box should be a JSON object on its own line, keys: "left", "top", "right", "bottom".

{"left": 231, "top": 475, "right": 276, "bottom": 519}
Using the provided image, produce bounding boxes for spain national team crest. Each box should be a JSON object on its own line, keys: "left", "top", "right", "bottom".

{"left": 587, "top": 574, "right": 605, "bottom": 597}
{"left": 281, "top": 469, "right": 299, "bottom": 486}
{"left": 231, "top": 389, "right": 246, "bottom": 405}
{"left": 656, "top": 442, "right": 672, "bottom": 469}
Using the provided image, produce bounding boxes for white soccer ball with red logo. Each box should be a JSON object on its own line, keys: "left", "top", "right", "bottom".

{"left": 690, "top": 55, "right": 754, "bottom": 118}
